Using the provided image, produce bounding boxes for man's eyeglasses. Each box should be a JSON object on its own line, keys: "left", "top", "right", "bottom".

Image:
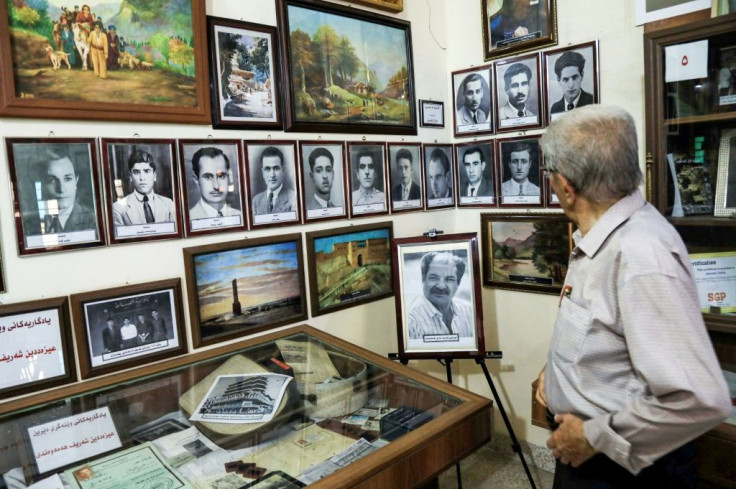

{"left": 540, "top": 164, "right": 556, "bottom": 177}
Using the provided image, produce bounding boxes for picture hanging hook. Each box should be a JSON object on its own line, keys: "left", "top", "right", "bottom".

{"left": 133, "top": 133, "right": 140, "bottom": 138}
{"left": 48, "top": 131, "right": 55, "bottom": 137}
{"left": 362, "top": 135, "right": 367, "bottom": 141}
{"left": 423, "top": 228, "right": 444, "bottom": 238}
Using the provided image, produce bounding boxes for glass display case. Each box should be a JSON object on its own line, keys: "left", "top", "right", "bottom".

{"left": 0, "top": 325, "right": 492, "bottom": 489}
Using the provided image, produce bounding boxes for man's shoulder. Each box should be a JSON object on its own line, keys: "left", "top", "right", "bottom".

{"left": 550, "top": 97, "right": 565, "bottom": 113}
{"left": 578, "top": 90, "right": 594, "bottom": 106}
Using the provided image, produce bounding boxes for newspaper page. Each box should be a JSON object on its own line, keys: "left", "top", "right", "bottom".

{"left": 275, "top": 339, "right": 339, "bottom": 383}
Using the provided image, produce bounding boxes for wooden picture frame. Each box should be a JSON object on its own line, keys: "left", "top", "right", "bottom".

{"left": 70, "top": 278, "right": 187, "bottom": 379}
{"left": 0, "top": 0, "right": 210, "bottom": 124}
{"left": 0, "top": 297, "right": 76, "bottom": 398}
{"left": 455, "top": 140, "right": 497, "bottom": 208}
{"left": 480, "top": 213, "right": 573, "bottom": 294}
{"left": 207, "top": 16, "right": 282, "bottom": 130}
{"left": 715, "top": 128, "right": 736, "bottom": 217}
{"left": 392, "top": 233, "right": 486, "bottom": 360}
{"left": 496, "top": 135, "right": 543, "bottom": 208}
{"left": 298, "top": 141, "right": 349, "bottom": 222}
{"left": 346, "top": 0, "right": 404, "bottom": 13}
{"left": 452, "top": 65, "right": 494, "bottom": 138}
{"left": 635, "top": 0, "right": 711, "bottom": 25}
{"left": 5, "top": 138, "right": 107, "bottom": 256}
{"left": 482, "top": 0, "right": 558, "bottom": 61}
{"left": 388, "top": 142, "right": 424, "bottom": 213}
{"left": 100, "top": 139, "right": 182, "bottom": 244}
{"left": 423, "top": 144, "right": 456, "bottom": 210}
{"left": 543, "top": 40, "right": 600, "bottom": 124}
{"left": 306, "top": 221, "right": 394, "bottom": 317}
{"left": 419, "top": 99, "right": 445, "bottom": 128}
{"left": 183, "top": 234, "right": 307, "bottom": 348}
{"left": 494, "top": 53, "right": 544, "bottom": 132}
{"left": 178, "top": 139, "right": 248, "bottom": 236}
{"left": 347, "top": 142, "right": 389, "bottom": 217}
{"left": 276, "top": 0, "right": 416, "bottom": 134}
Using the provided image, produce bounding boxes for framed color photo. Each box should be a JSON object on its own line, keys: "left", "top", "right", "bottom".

{"left": 245, "top": 141, "right": 301, "bottom": 228}
{"left": 494, "top": 53, "right": 543, "bottom": 131}
{"left": 635, "top": 0, "right": 710, "bottom": 25}
{"left": 388, "top": 143, "right": 424, "bottom": 213}
{"left": 306, "top": 221, "right": 394, "bottom": 317}
{"left": 101, "top": 139, "right": 182, "bottom": 244}
{"left": 347, "top": 142, "right": 389, "bottom": 217}
{"left": 0, "top": 297, "right": 76, "bottom": 398}
{"left": 455, "top": 140, "right": 496, "bottom": 207}
{"left": 419, "top": 100, "right": 445, "bottom": 128}
{"left": 299, "top": 141, "right": 348, "bottom": 222}
{"left": 178, "top": 139, "right": 247, "bottom": 235}
{"left": 480, "top": 213, "right": 573, "bottom": 294}
{"left": 423, "top": 144, "right": 455, "bottom": 210}
{"left": 452, "top": 66, "right": 494, "bottom": 138}
{"left": 276, "top": 0, "right": 416, "bottom": 134}
{"left": 392, "top": 233, "right": 485, "bottom": 359}
{"left": 496, "top": 136, "right": 543, "bottom": 207}
{"left": 71, "top": 278, "right": 187, "bottom": 379}
{"left": 207, "top": 16, "right": 282, "bottom": 130}
{"left": 0, "top": 0, "right": 210, "bottom": 124}
{"left": 5, "top": 138, "right": 106, "bottom": 255}
{"left": 543, "top": 41, "right": 600, "bottom": 123}
{"left": 715, "top": 128, "right": 736, "bottom": 217}
{"left": 482, "top": 0, "right": 558, "bottom": 61}
{"left": 183, "top": 234, "right": 307, "bottom": 348}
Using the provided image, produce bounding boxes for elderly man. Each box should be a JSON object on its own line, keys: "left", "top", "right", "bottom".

{"left": 188, "top": 146, "right": 241, "bottom": 220}
{"left": 252, "top": 146, "right": 296, "bottom": 215}
{"left": 535, "top": 105, "right": 730, "bottom": 487}
{"left": 113, "top": 150, "right": 176, "bottom": 226}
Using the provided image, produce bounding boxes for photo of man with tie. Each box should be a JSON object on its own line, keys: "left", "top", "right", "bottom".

{"left": 452, "top": 67, "right": 493, "bottom": 136}
{"left": 300, "top": 143, "right": 347, "bottom": 221}
{"left": 545, "top": 42, "right": 599, "bottom": 123}
{"left": 456, "top": 142, "right": 495, "bottom": 207}
{"left": 389, "top": 144, "right": 422, "bottom": 212}
{"left": 247, "top": 143, "right": 300, "bottom": 227}
{"left": 495, "top": 54, "right": 542, "bottom": 131}
{"left": 499, "top": 138, "right": 542, "bottom": 206}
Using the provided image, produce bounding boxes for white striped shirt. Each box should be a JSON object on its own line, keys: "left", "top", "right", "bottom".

{"left": 407, "top": 294, "right": 474, "bottom": 339}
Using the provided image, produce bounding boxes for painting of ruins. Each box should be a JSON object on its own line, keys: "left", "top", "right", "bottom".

{"left": 277, "top": 0, "right": 416, "bottom": 134}
{"left": 183, "top": 235, "right": 307, "bottom": 348}
{"left": 306, "top": 222, "right": 394, "bottom": 316}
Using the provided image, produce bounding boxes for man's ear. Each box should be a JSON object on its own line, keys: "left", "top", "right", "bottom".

{"left": 556, "top": 173, "right": 576, "bottom": 203}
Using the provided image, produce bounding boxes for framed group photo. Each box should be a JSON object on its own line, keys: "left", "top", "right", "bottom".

{"left": 481, "top": 0, "right": 558, "bottom": 61}
{"left": 543, "top": 41, "right": 600, "bottom": 123}
{"left": 423, "top": 144, "right": 456, "bottom": 210}
{"left": 392, "top": 233, "right": 485, "bottom": 359}
{"left": 5, "top": 138, "right": 106, "bottom": 255}
{"left": 494, "top": 53, "right": 543, "bottom": 131}
{"left": 70, "top": 279, "right": 187, "bottom": 379}
{"left": 388, "top": 143, "right": 424, "bottom": 213}
{"left": 496, "top": 136, "right": 543, "bottom": 207}
{"left": 455, "top": 140, "right": 496, "bottom": 207}
{"left": 244, "top": 141, "right": 301, "bottom": 228}
{"left": 298, "top": 141, "right": 348, "bottom": 222}
{"left": 347, "top": 142, "right": 389, "bottom": 217}
{"left": 452, "top": 66, "right": 493, "bottom": 138}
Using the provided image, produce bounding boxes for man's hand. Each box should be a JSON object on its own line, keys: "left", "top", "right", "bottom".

{"left": 535, "top": 367, "right": 547, "bottom": 407}
{"left": 546, "top": 414, "right": 596, "bottom": 467}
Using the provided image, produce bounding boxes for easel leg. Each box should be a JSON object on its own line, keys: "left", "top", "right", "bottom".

{"left": 475, "top": 358, "right": 537, "bottom": 489}
{"left": 442, "top": 359, "right": 463, "bottom": 489}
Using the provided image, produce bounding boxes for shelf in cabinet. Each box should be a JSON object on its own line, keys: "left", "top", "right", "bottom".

{"left": 668, "top": 216, "right": 736, "bottom": 227}
{"left": 665, "top": 112, "right": 736, "bottom": 126}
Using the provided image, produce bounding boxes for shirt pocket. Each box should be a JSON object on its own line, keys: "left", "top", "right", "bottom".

{"left": 551, "top": 297, "right": 593, "bottom": 364}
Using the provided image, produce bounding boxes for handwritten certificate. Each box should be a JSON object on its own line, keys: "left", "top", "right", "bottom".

{"left": 28, "top": 407, "right": 122, "bottom": 474}
{"left": 65, "top": 443, "right": 192, "bottom": 489}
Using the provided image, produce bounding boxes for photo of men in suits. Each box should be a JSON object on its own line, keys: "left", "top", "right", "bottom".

{"left": 247, "top": 143, "right": 300, "bottom": 226}
{"left": 545, "top": 43, "right": 598, "bottom": 122}
{"left": 389, "top": 145, "right": 422, "bottom": 211}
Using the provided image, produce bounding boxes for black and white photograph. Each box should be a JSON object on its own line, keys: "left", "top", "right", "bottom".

{"left": 71, "top": 278, "right": 187, "bottom": 379}
{"left": 5, "top": 138, "right": 106, "bottom": 255}
{"left": 245, "top": 141, "right": 301, "bottom": 228}
{"left": 544, "top": 41, "right": 599, "bottom": 123}
{"left": 298, "top": 141, "right": 348, "bottom": 222}
{"left": 101, "top": 139, "right": 182, "bottom": 244}
{"left": 452, "top": 66, "right": 493, "bottom": 138}
{"left": 497, "top": 136, "right": 543, "bottom": 207}
{"left": 179, "top": 140, "right": 247, "bottom": 236}
{"left": 130, "top": 418, "right": 190, "bottom": 444}
{"left": 455, "top": 141, "right": 496, "bottom": 207}
{"left": 494, "top": 53, "right": 543, "bottom": 131}
{"left": 391, "top": 234, "right": 485, "bottom": 359}
{"left": 347, "top": 142, "right": 388, "bottom": 217}
{"left": 423, "top": 144, "right": 455, "bottom": 210}
{"left": 388, "top": 143, "right": 423, "bottom": 213}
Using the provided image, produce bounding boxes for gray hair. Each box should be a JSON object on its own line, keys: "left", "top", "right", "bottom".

{"left": 540, "top": 105, "right": 641, "bottom": 203}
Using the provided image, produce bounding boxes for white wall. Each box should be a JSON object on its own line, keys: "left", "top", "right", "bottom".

{"left": 0, "top": 0, "right": 647, "bottom": 453}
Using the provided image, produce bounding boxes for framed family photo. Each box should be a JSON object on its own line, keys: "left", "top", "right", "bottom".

{"left": 455, "top": 140, "right": 496, "bottom": 207}
{"left": 452, "top": 66, "right": 494, "bottom": 138}
{"left": 480, "top": 213, "right": 573, "bottom": 294}
{"left": 715, "top": 128, "right": 736, "bottom": 217}
{"left": 298, "top": 141, "right": 348, "bottom": 222}
{"left": 244, "top": 141, "right": 301, "bottom": 228}
{"left": 543, "top": 41, "right": 599, "bottom": 123}
{"left": 392, "top": 233, "right": 485, "bottom": 359}
{"left": 419, "top": 99, "right": 445, "bottom": 128}
{"left": 70, "top": 279, "right": 187, "bottom": 379}
{"left": 494, "top": 53, "right": 543, "bottom": 131}
{"left": 496, "top": 136, "right": 543, "bottom": 207}
{"left": 482, "top": 0, "right": 558, "bottom": 61}
{"left": 347, "top": 142, "right": 389, "bottom": 217}
{"left": 183, "top": 234, "right": 307, "bottom": 348}
{"left": 306, "top": 221, "right": 394, "bottom": 317}
{"left": 178, "top": 139, "right": 247, "bottom": 236}
{"left": 423, "top": 144, "right": 455, "bottom": 210}
{"left": 0, "top": 297, "right": 76, "bottom": 398}
{"left": 388, "top": 143, "right": 424, "bottom": 213}
{"left": 5, "top": 138, "right": 106, "bottom": 255}
{"left": 101, "top": 139, "right": 182, "bottom": 245}
{"left": 276, "top": 0, "right": 416, "bottom": 134}
{"left": 207, "top": 16, "right": 282, "bottom": 130}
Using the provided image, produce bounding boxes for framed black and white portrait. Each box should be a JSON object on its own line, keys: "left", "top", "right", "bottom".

{"left": 423, "top": 144, "right": 455, "bottom": 210}
{"left": 5, "top": 138, "right": 106, "bottom": 255}
{"left": 178, "top": 139, "right": 247, "bottom": 236}
{"left": 101, "top": 139, "right": 182, "bottom": 245}
{"left": 543, "top": 41, "right": 599, "bottom": 123}
{"left": 452, "top": 65, "right": 494, "bottom": 138}
{"left": 494, "top": 53, "right": 543, "bottom": 131}
{"left": 391, "top": 233, "right": 486, "bottom": 360}
{"left": 347, "top": 142, "right": 388, "bottom": 217}
{"left": 388, "top": 143, "right": 423, "bottom": 213}
{"left": 455, "top": 140, "right": 496, "bottom": 207}
{"left": 244, "top": 141, "right": 301, "bottom": 228}
{"left": 298, "top": 141, "right": 348, "bottom": 222}
{"left": 496, "top": 136, "right": 543, "bottom": 207}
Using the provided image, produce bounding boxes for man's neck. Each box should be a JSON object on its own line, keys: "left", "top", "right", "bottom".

{"left": 571, "top": 197, "right": 617, "bottom": 236}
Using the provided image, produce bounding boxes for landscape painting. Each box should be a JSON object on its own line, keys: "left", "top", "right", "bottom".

{"left": 277, "top": 0, "right": 416, "bottom": 134}
{"left": 183, "top": 235, "right": 307, "bottom": 348}
{"left": 0, "top": 0, "right": 209, "bottom": 123}
{"left": 481, "top": 213, "right": 573, "bottom": 294}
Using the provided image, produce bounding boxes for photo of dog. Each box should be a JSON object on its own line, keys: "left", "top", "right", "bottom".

{"left": 45, "top": 45, "right": 71, "bottom": 70}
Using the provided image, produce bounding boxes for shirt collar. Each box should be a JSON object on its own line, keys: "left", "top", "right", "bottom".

{"left": 268, "top": 184, "right": 283, "bottom": 200}
{"left": 198, "top": 199, "right": 226, "bottom": 217}
{"left": 419, "top": 293, "right": 459, "bottom": 320}
{"left": 133, "top": 190, "right": 152, "bottom": 202}
{"left": 313, "top": 194, "right": 328, "bottom": 207}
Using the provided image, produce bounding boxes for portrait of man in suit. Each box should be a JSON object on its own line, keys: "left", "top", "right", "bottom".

{"left": 348, "top": 144, "right": 387, "bottom": 215}
{"left": 248, "top": 144, "right": 299, "bottom": 226}
{"left": 458, "top": 145, "right": 494, "bottom": 204}
{"left": 252, "top": 146, "right": 296, "bottom": 215}
{"left": 495, "top": 57, "right": 542, "bottom": 130}
{"left": 390, "top": 146, "right": 422, "bottom": 210}
{"left": 500, "top": 140, "right": 541, "bottom": 199}
{"left": 301, "top": 144, "right": 346, "bottom": 220}
{"left": 453, "top": 69, "right": 492, "bottom": 135}
{"left": 546, "top": 44, "right": 598, "bottom": 122}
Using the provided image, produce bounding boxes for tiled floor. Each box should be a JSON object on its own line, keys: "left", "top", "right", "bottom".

{"left": 438, "top": 443, "right": 555, "bottom": 489}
